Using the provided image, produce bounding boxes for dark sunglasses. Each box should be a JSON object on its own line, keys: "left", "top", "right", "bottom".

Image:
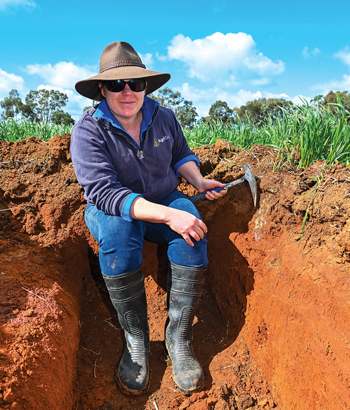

{"left": 105, "top": 78, "right": 147, "bottom": 93}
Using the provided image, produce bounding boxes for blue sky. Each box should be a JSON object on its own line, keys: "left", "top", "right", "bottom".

{"left": 1, "top": 0, "right": 349, "bottom": 120}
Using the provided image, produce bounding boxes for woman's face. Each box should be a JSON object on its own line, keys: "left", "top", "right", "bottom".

{"left": 99, "top": 80, "right": 145, "bottom": 124}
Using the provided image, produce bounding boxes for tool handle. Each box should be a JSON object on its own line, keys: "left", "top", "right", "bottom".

{"left": 189, "top": 177, "right": 245, "bottom": 203}
{"left": 189, "top": 187, "right": 223, "bottom": 203}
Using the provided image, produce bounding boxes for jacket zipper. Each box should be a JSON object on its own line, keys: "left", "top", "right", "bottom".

{"left": 99, "top": 106, "right": 160, "bottom": 159}
{"left": 140, "top": 105, "right": 159, "bottom": 158}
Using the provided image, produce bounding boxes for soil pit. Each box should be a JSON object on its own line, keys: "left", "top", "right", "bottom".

{"left": 0, "top": 135, "right": 349, "bottom": 410}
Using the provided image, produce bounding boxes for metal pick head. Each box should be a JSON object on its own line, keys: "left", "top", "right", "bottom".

{"left": 243, "top": 163, "right": 257, "bottom": 207}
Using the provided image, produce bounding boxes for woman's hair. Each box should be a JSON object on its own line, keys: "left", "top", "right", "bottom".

{"left": 94, "top": 81, "right": 105, "bottom": 101}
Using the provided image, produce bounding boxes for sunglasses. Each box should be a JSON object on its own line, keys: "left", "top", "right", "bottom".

{"left": 105, "top": 78, "right": 147, "bottom": 93}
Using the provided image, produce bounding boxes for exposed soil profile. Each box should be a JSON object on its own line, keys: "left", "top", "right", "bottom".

{"left": 0, "top": 135, "right": 349, "bottom": 410}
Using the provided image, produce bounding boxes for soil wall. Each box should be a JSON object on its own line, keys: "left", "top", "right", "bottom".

{"left": 190, "top": 143, "right": 350, "bottom": 409}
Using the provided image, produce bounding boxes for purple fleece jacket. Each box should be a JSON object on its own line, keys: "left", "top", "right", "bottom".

{"left": 70, "top": 96, "right": 199, "bottom": 222}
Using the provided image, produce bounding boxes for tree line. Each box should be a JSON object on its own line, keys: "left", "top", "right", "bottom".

{"left": 150, "top": 89, "right": 350, "bottom": 128}
{"left": 1, "top": 88, "right": 349, "bottom": 129}
{"left": 0, "top": 89, "right": 74, "bottom": 125}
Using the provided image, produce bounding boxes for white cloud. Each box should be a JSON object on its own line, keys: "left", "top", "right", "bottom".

{"left": 302, "top": 46, "right": 321, "bottom": 59}
{"left": 216, "top": 89, "right": 264, "bottom": 111}
{"left": 25, "top": 61, "right": 97, "bottom": 118}
{"left": 334, "top": 46, "right": 350, "bottom": 67}
{"left": 138, "top": 53, "right": 154, "bottom": 68}
{"left": 26, "top": 62, "right": 96, "bottom": 89}
{"left": 156, "top": 52, "right": 167, "bottom": 62}
{"left": 244, "top": 52, "right": 284, "bottom": 75}
{"left": 312, "top": 74, "right": 350, "bottom": 94}
{"left": 0, "top": 68, "right": 26, "bottom": 99}
{"left": 167, "top": 32, "right": 285, "bottom": 82}
{"left": 310, "top": 47, "right": 350, "bottom": 94}
{"left": 0, "top": 0, "right": 36, "bottom": 11}
{"left": 176, "top": 83, "right": 220, "bottom": 117}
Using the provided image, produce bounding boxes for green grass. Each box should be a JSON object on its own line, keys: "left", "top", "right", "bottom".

{"left": 1, "top": 102, "right": 349, "bottom": 169}
{"left": 185, "top": 102, "right": 350, "bottom": 168}
{"left": 0, "top": 119, "right": 72, "bottom": 142}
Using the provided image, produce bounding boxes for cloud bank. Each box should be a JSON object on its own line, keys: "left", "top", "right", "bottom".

{"left": 167, "top": 32, "right": 285, "bottom": 82}
{"left": 163, "top": 32, "right": 289, "bottom": 116}
{"left": 26, "top": 62, "right": 95, "bottom": 90}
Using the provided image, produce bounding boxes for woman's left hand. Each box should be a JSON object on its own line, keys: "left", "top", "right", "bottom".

{"left": 197, "top": 179, "right": 227, "bottom": 201}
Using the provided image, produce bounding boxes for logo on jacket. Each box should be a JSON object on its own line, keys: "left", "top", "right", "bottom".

{"left": 154, "top": 135, "right": 170, "bottom": 147}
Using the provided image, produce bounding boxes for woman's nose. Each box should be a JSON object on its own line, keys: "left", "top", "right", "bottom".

{"left": 122, "top": 83, "right": 132, "bottom": 94}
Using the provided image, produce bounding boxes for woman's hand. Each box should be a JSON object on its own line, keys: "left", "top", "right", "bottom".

{"left": 165, "top": 208, "right": 208, "bottom": 247}
{"left": 130, "top": 197, "right": 207, "bottom": 247}
{"left": 196, "top": 178, "right": 227, "bottom": 201}
{"left": 177, "top": 161, "right": 227, "bottom": 201}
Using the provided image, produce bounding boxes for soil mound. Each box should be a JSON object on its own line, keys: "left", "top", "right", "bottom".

{"left": 0, "top": 135, "right": 349, "bottom": 410}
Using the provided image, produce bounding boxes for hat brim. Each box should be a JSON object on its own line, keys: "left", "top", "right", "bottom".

{"left": 75, "top": 66, "right": 170, "bottom": 100}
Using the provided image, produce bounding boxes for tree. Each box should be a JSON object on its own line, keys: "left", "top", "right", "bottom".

{"left": 150, "top": 88, "right": 198, "bottom": 128}
{"left": 310, "top": 95, "right": 323, "bottom": 104}
{"left": 0, "top": 89, "right": 23, "bottom": 120}
{"left": 175, "top": 99, "right": 198, "bottom": 128}
{"left": 234, "top": 97, "right": 294, "bottom": 125}
{"left": 51, "top": 110, "right": 75, "bottom": 126}
{"left": 203, "top": 100, "right": 234, "bottom": 124}
{"left": 312, "top": 91, "right": 350, "bottom": 117}
{"left": 21, "top": 89, "right": 69, "bottom": 122}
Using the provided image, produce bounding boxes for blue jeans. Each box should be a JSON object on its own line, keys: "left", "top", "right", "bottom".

{"left": 84, "top": 190, "right": 208, "bottom": 276}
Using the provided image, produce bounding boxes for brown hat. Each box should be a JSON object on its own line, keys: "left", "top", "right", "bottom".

{"left": 75, "top": 41, "right": 170, "bottom": 100}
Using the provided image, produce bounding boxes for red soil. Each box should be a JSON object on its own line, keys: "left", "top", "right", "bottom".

{"left": 0, "top": 135, "right": 349, "bottom": 410}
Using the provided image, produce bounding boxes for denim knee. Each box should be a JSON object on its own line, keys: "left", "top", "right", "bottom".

{"left": 85, "top": 204, "right": 145, "bottom": 275}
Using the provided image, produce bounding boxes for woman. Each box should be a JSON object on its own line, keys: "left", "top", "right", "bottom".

{"left": 70, "top": 41, "right": 226, "bottom": 395}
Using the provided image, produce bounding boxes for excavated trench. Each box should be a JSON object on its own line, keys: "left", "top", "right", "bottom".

{"left": 0, "top": 135, "right": 349, "bottom": 410}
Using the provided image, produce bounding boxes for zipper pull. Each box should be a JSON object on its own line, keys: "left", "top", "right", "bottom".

{"left": 140, "top": 150, "right": 144, "bottom": 159}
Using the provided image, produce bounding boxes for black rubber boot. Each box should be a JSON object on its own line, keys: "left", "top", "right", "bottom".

{"left": 103, "top": 266, "right": 149, "bottom": 394}
{"left": 165, "top": 263, "right": 206, "bottom": 393}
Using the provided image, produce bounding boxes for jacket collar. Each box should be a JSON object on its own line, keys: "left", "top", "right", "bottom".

{"left": 93, "top": 96, "right": 159, "bottom": 135}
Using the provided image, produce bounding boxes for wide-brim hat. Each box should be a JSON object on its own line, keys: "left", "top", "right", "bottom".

{"left": 75, "top": 41, "right": 171, "bottom": 100}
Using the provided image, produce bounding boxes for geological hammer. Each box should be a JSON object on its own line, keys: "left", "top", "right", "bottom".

{"left": 189, "top": 163, "right": 257, "bottom": 207}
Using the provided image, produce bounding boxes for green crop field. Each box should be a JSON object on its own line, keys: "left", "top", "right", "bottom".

{"left": 1, "top": 103, "right": 349, "bottom": 170}
{"left": 185, "top": 103, "right": 350, "bottom": 169}
{"left": 0, "top": 119, "right": 72, "bottom": 143}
